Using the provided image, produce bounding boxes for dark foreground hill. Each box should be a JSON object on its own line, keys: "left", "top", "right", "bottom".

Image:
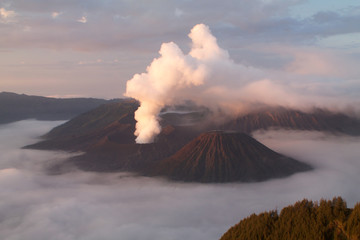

{"left": 220, "top": 197, "right": 360, "bottom": 240}
{"left": 26, "top": 101, "right": 360, "bottom": 182}
{"left": 149, "top": 131, "right": 311, "bottom": 182}
{"left": 0, "top": 92, "right": 119, "bottom": 124}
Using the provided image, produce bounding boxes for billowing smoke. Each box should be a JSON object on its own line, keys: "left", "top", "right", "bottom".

{"left": 125, "top": 24, "right": 227, "bottom": 143}
{"left": 125, "top": 23, "right": 359, "bottom": 143}
{"left": 125, "top": 24, "right": 252, "bottom": 143}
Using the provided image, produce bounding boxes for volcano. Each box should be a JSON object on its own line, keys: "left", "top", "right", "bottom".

{"left": 26, "top": 101, "right": 360, "bottom": 182}
{"left": 150, "top": 131, "right": 312, "bottom": 182}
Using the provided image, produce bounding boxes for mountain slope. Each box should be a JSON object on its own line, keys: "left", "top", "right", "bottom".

{"left": 27, "top": 99, "right": 139, "bottom": 150}
{"left": 149, "top": 131, "right": 312, "bottom": 182}
{"left": 221, "top": 107, "right": 360, "bottom": 135}
{"left": 67, "top": 124, "right": 200, "bottom": 173}
{"left": 0, "top": 92, "right": 118, "bottom": 124}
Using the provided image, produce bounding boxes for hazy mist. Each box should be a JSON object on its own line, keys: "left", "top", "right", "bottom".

{"left": 1, "top": 120, "right": 360, "bottom": 240}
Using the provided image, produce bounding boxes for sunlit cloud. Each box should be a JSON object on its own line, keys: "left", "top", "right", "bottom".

{"left": 51, "top": 11, "right": 62, "bottom": 19}
{"left": 77, "top": 16, "right": 87, "bottom": 23}
{"left": 284, "top": 48, "right": 339, "bottom": 76}
{"left": 0, "top": 7, "right": 16, "bottom": 23}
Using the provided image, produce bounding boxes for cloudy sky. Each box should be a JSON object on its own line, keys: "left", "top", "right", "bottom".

{"left": 1, "top": 0, "right": 359, "bottom": 98}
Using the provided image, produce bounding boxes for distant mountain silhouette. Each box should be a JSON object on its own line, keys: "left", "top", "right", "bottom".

{"left": 149, "top": 131, "right": 311, "bottom": 182}
{"left": 0, "top": 92, "right": 119, "bottom": 124}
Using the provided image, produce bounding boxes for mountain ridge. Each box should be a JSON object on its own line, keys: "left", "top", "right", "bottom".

{"left": 0, "top": 91, "right": 120, "bottom": 124}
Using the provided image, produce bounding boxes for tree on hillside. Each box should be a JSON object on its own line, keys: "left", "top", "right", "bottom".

{"left": 220, "top": 197, "right": 360, "bottom": 240}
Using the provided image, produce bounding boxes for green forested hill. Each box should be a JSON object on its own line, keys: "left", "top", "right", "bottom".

{"left": 221, "top": 197, "right": 360, "bottom": 240}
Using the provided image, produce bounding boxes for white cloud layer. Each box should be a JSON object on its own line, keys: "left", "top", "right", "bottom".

{"left": 1, "top": 120, "right": 360, "bottom": 240}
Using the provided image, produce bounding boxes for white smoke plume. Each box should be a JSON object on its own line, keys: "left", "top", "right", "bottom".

{"left": 124, "top": 41, "right": 207, "bottom": 142}
{"left": 125, "top": 24, "right": 236, "bottom": 143}
{"left": 125, "top": 24, "right": 208, "bottom": 143}
{"left": 125, "top": 23, "right": 359, "bottom": 143}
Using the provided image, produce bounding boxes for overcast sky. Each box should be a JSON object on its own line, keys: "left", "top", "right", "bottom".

{"left": 0, "top": 0, "right": 359, "bottom": 98}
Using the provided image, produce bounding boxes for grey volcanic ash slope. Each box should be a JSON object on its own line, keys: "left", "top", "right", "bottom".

{"left": 149, "top": 131, "right": 312, "bottom": 182}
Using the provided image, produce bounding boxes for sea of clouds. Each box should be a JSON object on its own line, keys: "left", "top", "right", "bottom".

{"left": 1, "top": 120, "right": 360, "bottom": 240}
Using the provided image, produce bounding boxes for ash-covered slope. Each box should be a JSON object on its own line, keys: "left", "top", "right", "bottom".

{"left": 149, "top": 131, "right": 312, "bottom": 182}
{"left": 68, "top": 124, "right": 201, "bottom": 173}
{"left": 27, "top": 99, "right": 139, "bottom": 151}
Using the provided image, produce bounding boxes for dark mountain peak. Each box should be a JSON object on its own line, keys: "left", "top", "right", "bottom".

{"left": 45, "top": 99, "right": 138, "bottom": 139}
{"left": 149, "top": 131, "right": 312, "bottom": 182}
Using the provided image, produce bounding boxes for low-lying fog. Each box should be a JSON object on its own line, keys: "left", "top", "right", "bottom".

{"left": 1, "top": 120, "right": 360, "bottom": 240}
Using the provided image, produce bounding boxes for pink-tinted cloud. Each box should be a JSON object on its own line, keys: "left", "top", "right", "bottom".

{"left": 0, "top": 0, "right": 359, "bottom": 100}
{"left": 0, "top": 7, "right": 16, "bottom": 23}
